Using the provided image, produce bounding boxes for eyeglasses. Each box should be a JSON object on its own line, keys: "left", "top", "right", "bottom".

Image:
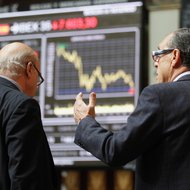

{"left": 152, "top": 48, "right": 175, "bottom": 62}
{"left": 31, "top": 62, "right": 44, "bottom": 86}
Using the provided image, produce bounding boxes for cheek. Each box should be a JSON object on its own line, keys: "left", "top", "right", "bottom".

{"left": 34, "top": 74, "right": 38, "bottom": 84}
{"left": 158, "top": 63, "right": 170, "bottom": 82}
{"left": 29, "top": 79, "right": 38, "bottom": 96}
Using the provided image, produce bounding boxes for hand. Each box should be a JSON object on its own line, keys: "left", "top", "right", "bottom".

{"left": 74, "top": 92, "right": 96, "bottom": 124}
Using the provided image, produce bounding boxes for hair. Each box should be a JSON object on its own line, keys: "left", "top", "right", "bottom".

{"left": 167, "top": 28, "right": 190, "bottom": 67}
{"left": 0, "top": 42, "right": 38, "bottom": 78}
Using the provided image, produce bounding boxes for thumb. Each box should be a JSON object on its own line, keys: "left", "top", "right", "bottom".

{"left": 89, "top": 92, "right": 96, "bottom": 107}
{"left": 76, "top": 92, "right": 83, "bottom": 101}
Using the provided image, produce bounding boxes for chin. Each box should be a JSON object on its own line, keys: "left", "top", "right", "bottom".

{"left": 155, "top": 76, "right": 160, "bottom": 83}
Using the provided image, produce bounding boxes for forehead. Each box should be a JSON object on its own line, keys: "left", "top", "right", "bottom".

{"left": 158, "top": 33, "right": 173, "bottom": 49}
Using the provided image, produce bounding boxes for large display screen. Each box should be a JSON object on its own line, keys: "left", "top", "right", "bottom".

{"left": 0, "top": 1, "right": 143, "bottom": 166}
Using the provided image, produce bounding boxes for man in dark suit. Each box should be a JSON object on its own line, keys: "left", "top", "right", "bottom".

{"left": 73, "top": 28, "right": 190, "bottom": 190}
{"left": 0, "top": 42, "right": 58, "bottom": 190}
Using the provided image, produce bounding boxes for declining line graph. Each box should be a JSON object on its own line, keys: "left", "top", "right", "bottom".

{"left": 56, "top": 46, "right": 134, "bottom": 92}
{"left": 53, "top": 35, "right": 136, "bottom": 97}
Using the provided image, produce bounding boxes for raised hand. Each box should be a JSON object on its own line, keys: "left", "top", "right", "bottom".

{"left": 74, "top": 92, "right": 96, "bottom": 124}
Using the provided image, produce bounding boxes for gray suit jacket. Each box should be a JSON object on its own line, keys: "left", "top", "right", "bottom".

{"left": 0, "top": 77, "right": 58, "bottom": 190}
{"left": 75, "top": 75, "right": 190, "bottom": 190}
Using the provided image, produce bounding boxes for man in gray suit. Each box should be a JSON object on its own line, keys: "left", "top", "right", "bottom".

{"left": 0, "top": 42, "right": 58, "bottom": 190}
{"left": 74, "top": 28, "right": 190, "bottom": 190}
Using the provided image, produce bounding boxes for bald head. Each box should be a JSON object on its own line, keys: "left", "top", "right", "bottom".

{"left": 0, "top": 42, "right": 38, "bottom": 78}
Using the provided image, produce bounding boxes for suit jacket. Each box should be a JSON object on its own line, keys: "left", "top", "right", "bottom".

{"left": 75, "top": 74, "right": 190, "bottom": 190}
{"left": 0, "top": 77, "right": 58, "bottom": 190}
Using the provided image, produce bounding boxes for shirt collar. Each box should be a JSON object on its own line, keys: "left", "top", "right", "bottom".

{"left": 0, "top": 75, "right": 23, "bottom": 92}
{"left": 173, "top": 71, "right": 190, "bottom": 82}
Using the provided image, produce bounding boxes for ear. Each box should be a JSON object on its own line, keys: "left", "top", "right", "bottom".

{"left": 25, "top": 62, "right": 33, "bottom": 78}
{"left": 171, "top": 49, "right": 181, "bottom": 68}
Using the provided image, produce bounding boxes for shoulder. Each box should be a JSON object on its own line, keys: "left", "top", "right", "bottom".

{"left": 139, "top": 82, "right": 182, "bottom": 105}
{"left": 12, "top": 93, "right": 40, "bottom": 116}
{"left": 0, "top": 88, "right": 39, "bottom": 117}
{"left": 8, "top": 90, "right": 38, "bottom": 107}
{"left": 141, "top": 82, "right": 177, "bottom": 95}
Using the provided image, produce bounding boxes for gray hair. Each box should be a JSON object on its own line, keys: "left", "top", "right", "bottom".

{"left": 168, "top": 28, "right": 190, "bottom": 67}
{"left": 0, "top": 42, "right": 38, "bottom": 78}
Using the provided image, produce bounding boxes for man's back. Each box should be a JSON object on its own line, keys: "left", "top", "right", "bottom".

{"left": 0, "top": 77, "right": 58, "bottom": 190}
{"left": 135, "top": 75, "right": 190, "bottom": 189}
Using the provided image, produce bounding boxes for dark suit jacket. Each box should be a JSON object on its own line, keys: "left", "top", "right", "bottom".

{"left": 75, "top": 74, "right": 190, "bottom": 190}
{"left": 0, "top": 77, "right": 58, "bottom": 190}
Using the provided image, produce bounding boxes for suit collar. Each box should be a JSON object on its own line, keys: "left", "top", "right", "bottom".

{"left": 0, "top": 77, "right": 21, "bottom": 91}
{"left": 176, "top": 74, "right": 190, "bottom": 82}
{"left": 173, "top": 71, "right": 190, "bottom": 82}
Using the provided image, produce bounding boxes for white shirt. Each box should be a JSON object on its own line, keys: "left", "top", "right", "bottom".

{"left": 173, "top": 71, "right": 190, "bottom": 82}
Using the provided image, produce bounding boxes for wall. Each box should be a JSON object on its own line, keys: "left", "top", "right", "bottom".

{"left": 147, "top": 3, "right": 180, "bottom": 84}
